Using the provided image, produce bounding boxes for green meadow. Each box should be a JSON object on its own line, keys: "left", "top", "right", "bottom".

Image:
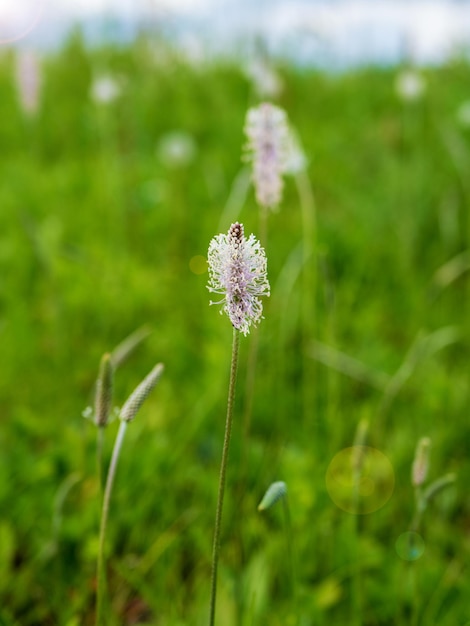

{"left": 1, "top": 32, "right": 470, "bottom": 625}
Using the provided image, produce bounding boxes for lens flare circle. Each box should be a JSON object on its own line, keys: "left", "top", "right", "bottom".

{"left": 0, "top": 1, "right": 44, "bottom": 44}
{"left": 395, "top": 531, "right": 426, "bottom": 561}
{"left": 326, "top": 446, "right": 395, "bottom": 514}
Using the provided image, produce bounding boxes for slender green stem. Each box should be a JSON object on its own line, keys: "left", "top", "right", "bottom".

{"left": 295, "top": 170, "right": 317, "bottom": 431}
{"left": 209, "top": 328, "right": 240, "bottom": 626}
{"left": 96, "top": 420, "right": 128, "bottom": 626}
{"left": 96, "top": 426, "right": 105, "bottom": 494}
{"left": 238, "top": 324, "right": 260, "bottom": 625}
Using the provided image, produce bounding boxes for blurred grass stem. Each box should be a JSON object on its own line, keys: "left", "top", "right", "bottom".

{"left": 295, "top": 169, "right": 317, "bottom": 429}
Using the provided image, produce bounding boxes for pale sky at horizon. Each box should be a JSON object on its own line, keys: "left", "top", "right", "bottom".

{"left": 0, "top": 0, "right": 212, "bottom": 44}
{"left": 1, "top": 0, "right": 470, "bottom": 65}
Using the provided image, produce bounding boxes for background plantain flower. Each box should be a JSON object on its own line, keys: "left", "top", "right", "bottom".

{"left": 15, "top": 50, "right": 42, "bottom": 115}
{"left": 207, "top": 222, "right": 270, "bottom": 336}
{"left": 244, "top": 102, "right": 290, "bottom": 210}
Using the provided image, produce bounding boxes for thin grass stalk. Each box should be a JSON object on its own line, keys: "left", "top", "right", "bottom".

{"left": 209, "top": 328, "right": 240, "bottom": 626}
{"left": 238, "top": 324, "right": 260, "bottom": 624}
{"left": 96, "top": 419, "right": 128, "bottom": 626}
{"left": 295, "top": 169, "right": 317, "bottom": 431}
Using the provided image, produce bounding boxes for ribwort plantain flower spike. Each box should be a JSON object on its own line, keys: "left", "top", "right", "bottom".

{"left": 94, "top": 353, "right": 114, "bottom": 427}
{"left": 244, "top": 102, "right": 290, "bottom": 210}
{"left": 207, "top": 222, "right": 270, "bottom": 336}
{"left": 120, "top": 363, "right": 164, "bottom": 423}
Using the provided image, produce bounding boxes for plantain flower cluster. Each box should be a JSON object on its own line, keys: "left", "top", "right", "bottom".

{"left": 244, "top": 102, "right": 290, "bottom": 210}
{"left": 207, "top": 222, "right": 270, "bottom": 335}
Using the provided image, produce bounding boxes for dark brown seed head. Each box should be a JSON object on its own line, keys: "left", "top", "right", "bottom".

{"left": 229, "top": 222, "right": 244, "bottom": 245}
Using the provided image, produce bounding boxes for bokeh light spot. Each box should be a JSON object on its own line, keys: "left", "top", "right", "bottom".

{"left": 326, "top": 446, "right": 395, "bottom": 514}
{"left": 395, "top": 531, "right": 425, "bottom": 561}
{"left": 189, "top": 255, "right": 207, "bottom": 275}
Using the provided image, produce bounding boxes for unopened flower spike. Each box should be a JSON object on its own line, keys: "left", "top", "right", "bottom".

{"left": 244, "top": 102, "right": 290, "bottom": 210}
{"left": 96, "top": 362, "right": 164, "bottom": 624}
{"left": 207, "top": 222, "right": 270, "bottom": 336}
{"left": 94, "top": 353, "right": 114, "bottom": 427}
{"left": 120, "top": 363, "right": 164, "bottom": 423}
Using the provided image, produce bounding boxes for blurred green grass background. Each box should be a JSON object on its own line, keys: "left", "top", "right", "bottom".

{"left": 1, "top": 31, "right": 470, "bottom": 625}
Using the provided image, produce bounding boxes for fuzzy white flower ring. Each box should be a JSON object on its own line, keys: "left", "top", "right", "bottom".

{"left": 207, "top": 223, "right": 270, "bottom": 335}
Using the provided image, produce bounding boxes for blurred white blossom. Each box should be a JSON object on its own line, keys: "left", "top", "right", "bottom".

{"left": 91, "top": 75, "right": 121, "bottom": 104}
{"left": 15, "top": 50, "right": 41, "bottom": 115}
{"left": 395, "top": 69, "right": 426, "bottom": 102}
{"left": 157, "top": 131, "right": 197, "bottom": 167}
{"left": 244, "top": 102, "right": 290, "bottom": 210}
